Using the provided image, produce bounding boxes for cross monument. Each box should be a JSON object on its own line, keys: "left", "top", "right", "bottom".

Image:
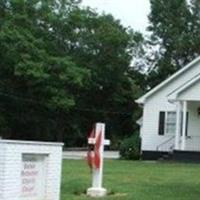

{"left": 87, "top": 123, "right": 110, "bottom": 197}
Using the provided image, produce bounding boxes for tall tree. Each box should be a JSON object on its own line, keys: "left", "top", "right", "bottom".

{"left": 0, "top": 0, "right": 89, "bottom": 141}
{"left": 60, "top": 9, "right": 144, "bottom": 145}
{"left": 0, "top": 0, "right": 143, "bottom": 146}
{"left": 147, "top": 0, "right": 200, "bottom": 88}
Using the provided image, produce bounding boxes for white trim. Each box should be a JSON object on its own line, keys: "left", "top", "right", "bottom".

{"left": 136, "top": 56, "right": 200, "bottom": 104}
{"left": 175, "top": 101, "right": 182, "bottom": 150}
{"left": 0, "top": 139, "right": 64, "bottom": 146}
{"left": 167, "top": 73, "right": 200, "bottom": 101}
{"left": 181, "top": 101, "right": 187, "bottom": 150}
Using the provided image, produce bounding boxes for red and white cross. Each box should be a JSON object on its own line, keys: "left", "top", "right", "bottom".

{"left": 87, "top": 123, "right": 110, "bottom": 197}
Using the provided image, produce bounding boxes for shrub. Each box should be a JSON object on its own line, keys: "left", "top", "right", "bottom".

{"left": 119, "top": 133, "right": 141, "bottom": 160}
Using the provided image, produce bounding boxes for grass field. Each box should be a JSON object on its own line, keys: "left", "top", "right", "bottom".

{"left": 61, "top": 160, "right": 200, "bottom": 200}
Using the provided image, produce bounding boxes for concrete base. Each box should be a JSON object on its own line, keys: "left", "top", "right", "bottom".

{"left": 87, "top": 187, "right": 107, "bottom": 197}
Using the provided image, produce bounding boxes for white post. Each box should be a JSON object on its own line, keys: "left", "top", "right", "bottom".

{"left": 92, "top": 123, "right": 104, "bottom": 188}
{"left": 87, "top": 123, "right": 110, "bottom": 197}
{"left": 181, "top": 101, "right": 187, "bottom": 150}
{"left": 175, "top": 101, "right": 181, "bottom": 150}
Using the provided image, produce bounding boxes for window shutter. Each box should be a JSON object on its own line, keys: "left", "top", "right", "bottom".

{"left": 158, "top": 111, "right": 165, "bottom": 135}
{"left": 186, "top": 112, "right": 189, "bottom": 136}
{"left": 180, "top": 111, "right": 183, "bottom": 136}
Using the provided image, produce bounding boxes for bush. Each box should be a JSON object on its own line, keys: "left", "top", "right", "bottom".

{"left": 119, "top": 133, "right": 141, "bottom": 160}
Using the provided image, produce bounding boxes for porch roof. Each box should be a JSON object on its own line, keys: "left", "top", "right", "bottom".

{"left": 167, "top": 73, "right": 200, "bottom": 102}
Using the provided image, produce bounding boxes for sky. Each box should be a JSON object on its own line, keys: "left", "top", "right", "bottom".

{"left": 81, "top": 0, "right": 151, "bottom": 34}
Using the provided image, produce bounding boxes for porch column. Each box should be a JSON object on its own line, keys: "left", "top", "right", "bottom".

{"left": 181, "top": 101, "right": 187, "bottom": 150}
{"left": 175, "top": 101, "right": 181, "bottom": 150}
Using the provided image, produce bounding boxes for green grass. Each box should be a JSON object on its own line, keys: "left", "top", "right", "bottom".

{"left": 61, "top": 160, "right": 200, "bottom": 200}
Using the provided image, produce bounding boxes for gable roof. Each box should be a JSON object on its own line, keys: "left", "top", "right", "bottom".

{"left": 167, "top": 72, "right": 200, "bottom": 102}
{"left": 136, "top": 55, "right": 200, "bottom": 104}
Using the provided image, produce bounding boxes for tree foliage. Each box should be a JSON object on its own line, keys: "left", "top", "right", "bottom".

{"left": 147, "top": 0, "right": 200, "bottom": 88}
{"left": 0, "top": 0, "right": 143, "bottom": 146}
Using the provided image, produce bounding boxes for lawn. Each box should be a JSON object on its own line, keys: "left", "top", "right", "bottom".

{"left": 61, "top": 160, "right": 200, "bottom": 200}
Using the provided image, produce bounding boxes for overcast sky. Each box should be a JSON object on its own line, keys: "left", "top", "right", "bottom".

{"left": 81, "top": 0, "right": 151, "bottom": 33}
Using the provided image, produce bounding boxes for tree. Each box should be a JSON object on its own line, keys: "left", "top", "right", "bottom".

{"left": 0, "top": 0, "right": 89, "bottom": 141}
{"left": 61, "top": 9, "right": 144, "bottom": 146}
{"left": 0, "top": 0, "right": 144, "bottom": 146}
{"left": 147, "top": 0, "right": 200, "bottom": 88}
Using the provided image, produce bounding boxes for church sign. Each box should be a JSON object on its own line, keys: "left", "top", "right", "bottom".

{"left": 0, "top": 140, "right": 63, "bottom": 200}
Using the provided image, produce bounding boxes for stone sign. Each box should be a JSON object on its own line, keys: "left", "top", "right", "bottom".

{"left": 0, "top": 140, "right": 63, "bottom": 200}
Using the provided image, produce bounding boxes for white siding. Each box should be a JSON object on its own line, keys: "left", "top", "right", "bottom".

{"left": 0, "top": 143, "right": 5, "bottom": 199}
{"left": 185, "top": 138, "right": 200, "bottom": 151}
{"left": 142, "top": 97, "right": 175, "bottom": 151}
{"left": 141, "top": 61, "right": 200, "bottom": 151}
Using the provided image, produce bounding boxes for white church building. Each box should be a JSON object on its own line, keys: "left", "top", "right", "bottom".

{"left": 136, "top": 56, "right": 200, "bottom": 161}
